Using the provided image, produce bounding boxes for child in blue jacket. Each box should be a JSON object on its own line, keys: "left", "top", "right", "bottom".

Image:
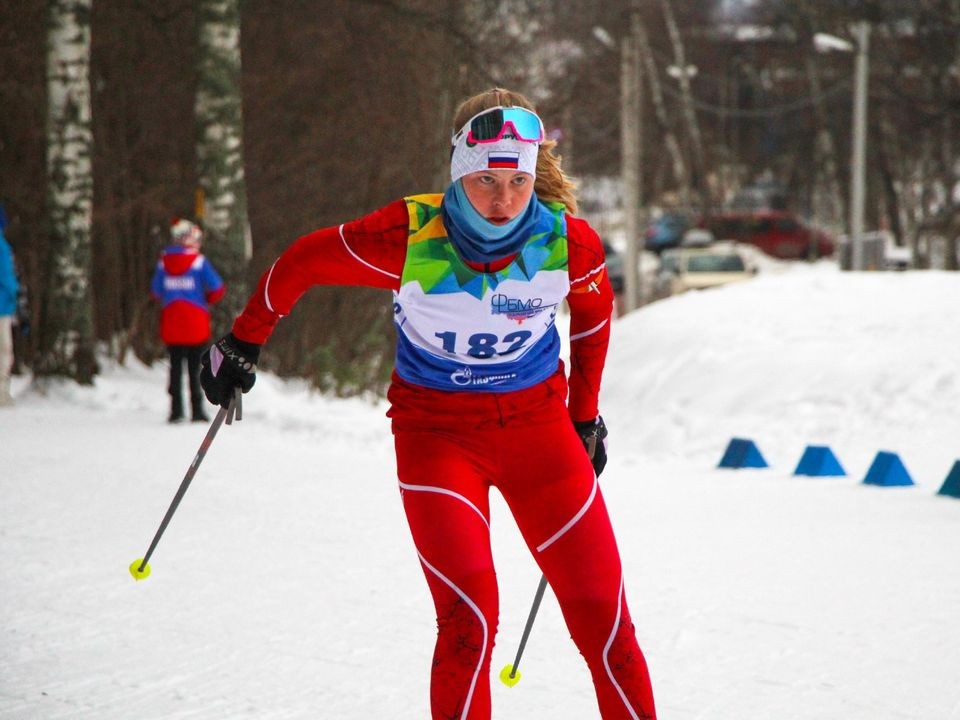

{"left": 0, "top": 208, "right": 18, "bottom": 407}
{"left": 151, "top": 218, "right": 225, "bottom": 422}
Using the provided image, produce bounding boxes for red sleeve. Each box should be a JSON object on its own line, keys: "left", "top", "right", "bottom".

{"left": 206, "top": 286, "right": 226, "bottom": 305}
{"left": 232, "top": 199, "right": 409, "bottom": 344}
{"left": 565, "top": 214, "right": 614, "bottom": 423}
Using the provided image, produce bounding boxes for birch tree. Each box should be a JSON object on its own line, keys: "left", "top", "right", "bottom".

{"left": 195, "top": 0, "right": 250, "bottom": 328}
{"left": 37, "top": 0, "right": 97, "bottom": 383}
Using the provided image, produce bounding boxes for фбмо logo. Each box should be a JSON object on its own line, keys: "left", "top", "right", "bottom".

{"left": 490, "top": 293, "right": 555, "bottom": 323}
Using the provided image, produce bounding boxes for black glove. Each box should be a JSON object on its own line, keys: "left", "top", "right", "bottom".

{"left": 573, "top": 415, "right": 609, "bottom": 477}
{"left": 200, "top": 333, "right": 261, "bottom": 408}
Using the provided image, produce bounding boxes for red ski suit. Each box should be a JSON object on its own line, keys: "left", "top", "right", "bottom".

{"left": 232, "top": 199, "right": 656, "bottom": 719}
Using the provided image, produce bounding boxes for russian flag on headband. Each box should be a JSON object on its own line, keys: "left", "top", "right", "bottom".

{"left": 487, "top": 151, "right": 520, "bottom": 169}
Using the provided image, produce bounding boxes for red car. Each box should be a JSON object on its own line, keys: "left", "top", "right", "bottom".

{"left": 701, "top": 211, "right": 835, "bottom": 260}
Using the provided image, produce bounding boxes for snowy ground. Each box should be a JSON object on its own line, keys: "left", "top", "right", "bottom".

{"left": 2, "top": 262, "right": 959, "bottom": 720}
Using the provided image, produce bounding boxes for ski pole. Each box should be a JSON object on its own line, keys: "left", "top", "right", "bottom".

{"left": 499, "top": 433, "right": 600, "bottom": 686}
{"left": 129, "top": 388, "right": 241, "bottom": 581}
{"left": 499, "top": 573, "right": 548, "bottom": 687}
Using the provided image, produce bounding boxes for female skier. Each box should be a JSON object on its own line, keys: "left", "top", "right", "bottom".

{"left": 200, "top": 87, "right": 657, "bottom": 720}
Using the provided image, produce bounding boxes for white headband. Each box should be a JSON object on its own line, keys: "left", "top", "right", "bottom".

{"left": 450, "top": 134, "right": 539, "bottom": 183}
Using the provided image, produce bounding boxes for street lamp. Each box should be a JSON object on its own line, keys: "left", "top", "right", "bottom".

{"left": 848, "top": 22, "right": 870, "bottom": 272}
{"left": 815, "top": 24, "right": 870, "bottom": 271}
{"left": 666, "top": 64, "right": 698, "bottom": 80}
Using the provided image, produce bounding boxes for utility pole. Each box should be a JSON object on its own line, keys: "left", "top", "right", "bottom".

{"left": 621, "top": 2, "right": 643, "bottom": 312}
{"left": 849, "top": 21, "right": 870, "bottom": 271}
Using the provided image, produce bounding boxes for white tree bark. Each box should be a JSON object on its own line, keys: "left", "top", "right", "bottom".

{"left": 39, "top": 0, "right": 97, "bottom": 382}
{"left": 196, "top": 0, "right": 250, "bottom": 324}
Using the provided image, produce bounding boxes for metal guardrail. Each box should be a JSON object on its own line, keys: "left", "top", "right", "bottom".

{"left": 836, "top": 231, "right": 909, "bottom": 270}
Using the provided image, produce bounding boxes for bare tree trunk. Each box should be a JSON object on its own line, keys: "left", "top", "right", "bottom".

{"left": 915, "top": 135, "right": 937, "bottom": 269}
{"left": 634, "top": 8, "right": 688, "bottom": 206}
{"left": 804, "top": 54, "right": 844, "bottom": 238}
{"left": 875, "top": 107, "right": 905, "bottom": 249}
{"left": 658, "top": 0, "right": 705, "bottom": 201}
{"left": 36, "top": 0, "right": 98, "bottom": 383}
{"left": 431, "top": 0, "right": 463, "bottom": 191}
{"left": 195, "top": 0, "right": 250, "bottom": 331}
{"left": 943, "top": 0, "right": 960, "bottom": 270}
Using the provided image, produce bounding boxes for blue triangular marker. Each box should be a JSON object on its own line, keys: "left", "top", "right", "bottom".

{"left": 937, "top": 460, "right": 960, "bottom": 499}
{"left": 794, "top": 445, "right": 846, "bottom": 477}
{"left": 718, "top": 438, "right": 768, "bottom": 469}
{"left": 862, "top": 451, "right": 914, "bottom": 487}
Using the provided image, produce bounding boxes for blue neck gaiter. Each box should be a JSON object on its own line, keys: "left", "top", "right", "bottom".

{"left": 441, "top": 179, "right": 541, "bottom": 263}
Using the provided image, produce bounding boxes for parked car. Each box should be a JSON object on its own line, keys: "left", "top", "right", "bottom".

{"left": 701, "top": 211, "right": 835, "bottom": 260}
{"left": 679, "top": 228, "right": 715, "bottom": 247}
{"left": 655, "top": 241, "right": 756, "bottom": 297}
{"left": 644, "top": 211, "right": 693, "bottom": 253}
{"left": 727, "top": 181, "right": 789, "bottom": 212}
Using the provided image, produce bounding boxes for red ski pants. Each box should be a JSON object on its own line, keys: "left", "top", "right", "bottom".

{"left": 390, "top": 375, "right": 656, "bottom": 719}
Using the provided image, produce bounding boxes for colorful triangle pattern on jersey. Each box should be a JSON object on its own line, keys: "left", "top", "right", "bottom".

{"left": 403, "top": 194, "right": 568, "bottom": 300}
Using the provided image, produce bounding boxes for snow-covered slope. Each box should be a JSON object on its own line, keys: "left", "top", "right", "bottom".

{"left": 2, "top": 264, "right": 958, "bottom": 719}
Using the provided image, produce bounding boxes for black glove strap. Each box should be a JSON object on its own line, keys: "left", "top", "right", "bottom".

{"left": 217, "top": 333, "right": 260, "bottom": 371}
{"left": 574, "top": 416, "right": 608, "bottom": 475}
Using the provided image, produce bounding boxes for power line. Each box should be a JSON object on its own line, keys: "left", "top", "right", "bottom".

{"left": 657, "top": 76, "right": 853, "bottom": 118}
